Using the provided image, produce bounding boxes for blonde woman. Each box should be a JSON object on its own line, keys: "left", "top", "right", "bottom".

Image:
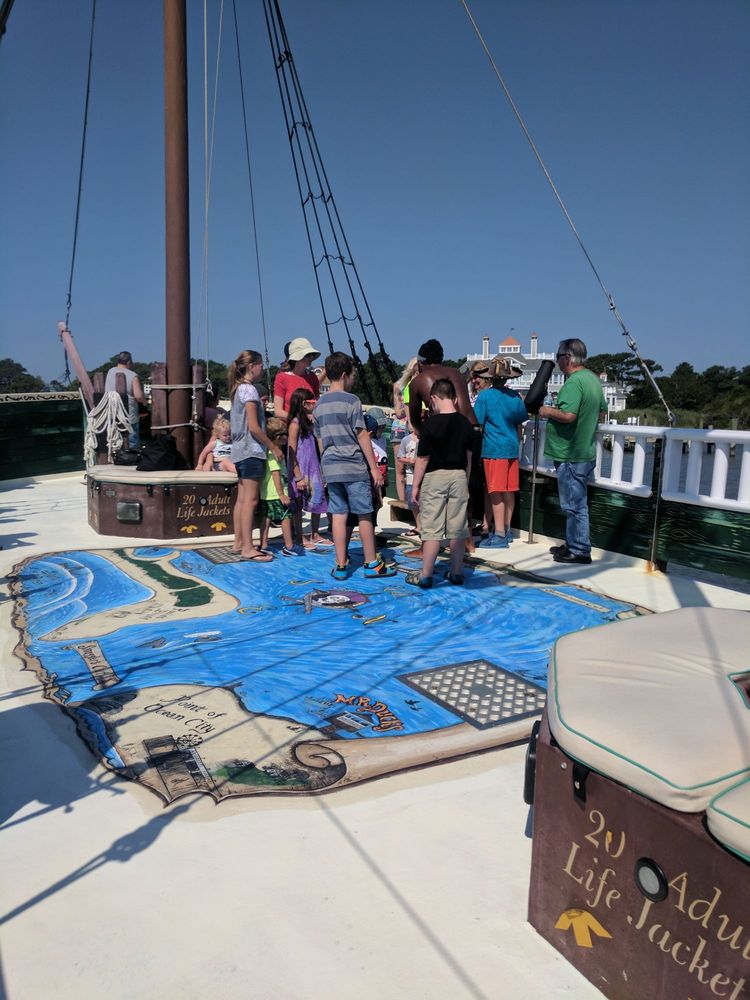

{"left": 392, "top": 357, "right": 419, "bottom": 501}
{"left": 228, "top": 350, "right": 283, "bottom": 561}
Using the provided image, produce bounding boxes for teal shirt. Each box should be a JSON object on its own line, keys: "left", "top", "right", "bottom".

{"left": 544, "top": 369, "right": 606, "bottom": 463}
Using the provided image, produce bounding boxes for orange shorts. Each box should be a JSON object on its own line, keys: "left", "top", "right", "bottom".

{"left": 483, "top": 458, "right": 519, "bottom": 493}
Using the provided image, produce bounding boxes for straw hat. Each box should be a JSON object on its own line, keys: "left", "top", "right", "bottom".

{"left": 287, "top": 337, "right": 321, "bottom": 362}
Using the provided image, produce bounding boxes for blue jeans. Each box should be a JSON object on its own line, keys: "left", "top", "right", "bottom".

{"left": 555, "top": 460, "right": 595, "bottom": 556}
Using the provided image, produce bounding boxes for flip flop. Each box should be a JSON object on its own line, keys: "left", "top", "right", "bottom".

{"left": 311, "top": 538, "right": 334, "bottom": 547}
{"left": 240, "top": 551, "right": 273, "bottom": 562}
{"left": 403, "top": 528, "right": 420, "bottom": 537}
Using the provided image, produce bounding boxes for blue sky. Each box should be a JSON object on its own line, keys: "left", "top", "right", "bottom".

{"left": 1, "top": 0, "right": 748, "bottom": 384}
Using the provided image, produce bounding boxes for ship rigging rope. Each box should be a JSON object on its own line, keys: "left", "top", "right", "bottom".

{"left": 458, "top": 0, "right": 676, "bottom": 426}
{"left": 262, "top": 0, "right": 397, "bottom": 400}
{"left": 232, "top": 0, "right": 271, "bottom": 367}
{"left": 195, "top": 0, "right": 226, "bottom": 398}
{"left": 62, "top": 0, "right": 97, "bottom": 383}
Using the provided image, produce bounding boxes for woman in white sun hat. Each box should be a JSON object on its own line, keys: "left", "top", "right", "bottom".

{"left": 273, "top": 337, "right": 321, "bottom": 422}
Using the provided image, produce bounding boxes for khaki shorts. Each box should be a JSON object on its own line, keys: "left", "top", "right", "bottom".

{"left": 419, "top": 469, "right": 469, "bottom": 541}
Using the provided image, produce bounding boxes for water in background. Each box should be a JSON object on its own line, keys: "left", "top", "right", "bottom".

{"left": 599, "top": 442, "right": 743, "bottom": 499}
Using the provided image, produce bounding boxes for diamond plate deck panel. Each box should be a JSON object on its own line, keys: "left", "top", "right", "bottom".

{"left": 399, "top": 659, "right": 546, "bottom": 729}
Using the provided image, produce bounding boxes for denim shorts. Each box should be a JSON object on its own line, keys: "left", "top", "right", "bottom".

{"left": 235, "top": 456, "right": 265, "bottom": 480}
{"left": 327, "top": 480, "right": 373, "bottom": 516}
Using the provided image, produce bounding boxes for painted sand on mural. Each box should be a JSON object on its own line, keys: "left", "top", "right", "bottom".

{"left": 10, "top": 541, "right": 644, "bottom": 802}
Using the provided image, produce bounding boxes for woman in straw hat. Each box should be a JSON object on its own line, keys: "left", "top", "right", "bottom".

{"left": 273, "top": 337, "right": 321, "bottom": 422}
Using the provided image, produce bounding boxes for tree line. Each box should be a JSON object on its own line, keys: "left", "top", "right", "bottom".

{"left": 585, "top": 353, "right": 750, "bottom": 428}
{"left": 2, "top": 351, "right": 748, "bottom": 428}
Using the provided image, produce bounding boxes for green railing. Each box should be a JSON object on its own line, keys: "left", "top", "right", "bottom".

{"left": 0, "top": 394, "right": 85, "bottom": 480}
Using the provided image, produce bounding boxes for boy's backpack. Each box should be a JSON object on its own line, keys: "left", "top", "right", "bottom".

{"left": 136, "top": 434, "right": 189, "bottom": 472}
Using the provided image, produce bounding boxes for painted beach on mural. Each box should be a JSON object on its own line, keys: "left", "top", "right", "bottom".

{"left": 10, "top": 536, "right": 639, "bottom": 802}
{"left": 3, "top": 471, "right": 750, "bottom": 999}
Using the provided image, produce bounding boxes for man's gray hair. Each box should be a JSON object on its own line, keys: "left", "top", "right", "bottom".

{"left": 558, "top": 338, "right": 587, "bottom": 365}
{"left": 117, "top": 351, "right": 133, "bottom": 365}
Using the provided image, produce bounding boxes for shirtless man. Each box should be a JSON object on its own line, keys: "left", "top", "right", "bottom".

{"left": 407, "top": 339, "right": 476, "bottom": 434}
{"left": 407, "top": 339, "right": 480, "bottom": 549}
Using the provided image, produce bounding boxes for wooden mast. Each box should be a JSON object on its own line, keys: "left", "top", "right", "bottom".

{"left": 163, "top": 0, "right": 191, "bottom": 460}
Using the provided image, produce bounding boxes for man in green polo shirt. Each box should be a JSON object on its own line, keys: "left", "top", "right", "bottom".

{"left": 539, "top": 339, "right": 606, "bottom": 564}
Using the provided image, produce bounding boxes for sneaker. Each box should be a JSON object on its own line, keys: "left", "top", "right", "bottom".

{"left": 331, "top": 561, "right": 350, "bottom": 580}
{"left": 505, "top": 527, "right": 513, "bottom": 544}
{"left": 281, "top": 545, "right": 303, "bottom": 557}
{"left": 553, "top": 551, "right": 592, "bottom": 565}
{"left": 363, "top": 557, "right": 398, "bottom": 578}
{"left": 478, "top": 533, "right": 509, "bottom": 549}
{"left": 549, "top": 543, "right": 568, "bottom": 556}
{"left": 444, "top": 571, "right": 464, "bottom": 585}
{"left": 405, "top": 571, "right": 432, "bottom": 589}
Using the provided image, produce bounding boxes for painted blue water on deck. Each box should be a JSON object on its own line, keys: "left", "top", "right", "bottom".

{"left": 18, "top": 544, "right": 634, "bottom": 737}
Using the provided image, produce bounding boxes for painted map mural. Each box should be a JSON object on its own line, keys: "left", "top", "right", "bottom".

{"left": 10, "top": 540, "right": 644, "bottom": 802}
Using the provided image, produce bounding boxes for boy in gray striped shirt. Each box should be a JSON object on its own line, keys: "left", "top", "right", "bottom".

{"left": 313, "top": 352, "right": 397, "bottom": 580}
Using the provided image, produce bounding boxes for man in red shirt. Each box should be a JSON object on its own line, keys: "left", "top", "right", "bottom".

{"left": 273, "top": 337, "right": 321, "bottom": 422}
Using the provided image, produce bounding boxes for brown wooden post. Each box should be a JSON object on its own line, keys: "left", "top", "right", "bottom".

{"left": 151, "top": 362, "right": 168, "bottom": 437}
{"left": 164, "top": 0, "right": 191, "bottom": 463}
{"left": 57, "top": 323, "right": 95, "bottom": 408}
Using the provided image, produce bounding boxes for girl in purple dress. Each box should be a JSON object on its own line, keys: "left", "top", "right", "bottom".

{"left": 287, "top": 388, "right": 332, "bottom": 548}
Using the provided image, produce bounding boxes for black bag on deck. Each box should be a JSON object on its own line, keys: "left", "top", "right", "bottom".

{"left": 113, "top": 448, "right": 141, "bottom": 466}
{"left": 136, "top": 434, "right": 189, "bottom": 472}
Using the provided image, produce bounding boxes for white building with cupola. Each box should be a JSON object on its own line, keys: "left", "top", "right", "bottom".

{"left": 464, "top": 332, "right": 628, "bottom": 414}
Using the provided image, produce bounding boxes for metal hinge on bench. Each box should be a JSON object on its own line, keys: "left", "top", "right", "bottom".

{"left": 572, "top": 761, "right": 591, "bottom": 806}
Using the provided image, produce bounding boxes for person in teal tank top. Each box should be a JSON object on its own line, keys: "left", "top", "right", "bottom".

{"left": 539, "top": 339, "right": 607, "bottom": 564}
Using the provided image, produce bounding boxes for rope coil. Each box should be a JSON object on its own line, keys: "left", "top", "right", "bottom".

{"left": 83, "top": 391, "right": 131, "bottom": 467}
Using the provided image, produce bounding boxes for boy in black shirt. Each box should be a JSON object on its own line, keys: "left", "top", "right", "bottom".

{"left": 408, "top": 378, "right": 474, "bottom": 588}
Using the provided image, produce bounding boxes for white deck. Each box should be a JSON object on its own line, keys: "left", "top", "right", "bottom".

{"left": 2, "top": 474, "right": 749, "bottom": 1000}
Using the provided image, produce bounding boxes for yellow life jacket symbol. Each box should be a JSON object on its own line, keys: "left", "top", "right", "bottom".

{"left": 555, "top": 908, "right": 612, "bottom": 949}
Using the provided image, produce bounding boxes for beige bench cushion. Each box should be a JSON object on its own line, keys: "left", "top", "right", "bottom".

{"left": 87, "top": 465, "right": 237, "bottom": 485}
{"left": 547, "top": 607, "right": 750, "bottom": 812}
{"left": 707, "top": 779, "right": 750, "bottom": 862}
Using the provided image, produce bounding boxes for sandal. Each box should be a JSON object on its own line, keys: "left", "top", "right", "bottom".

{"left": 364, "top": 557, "right": 398, "bottom": 579}
{"left": 240, "top": 550, "right": 273, "bottom": 562}
{"left": 403, "top": 528, "right": 420, "bottom": 537}
{"left": 444, "top": 571, "right": 464, "bottom": 585}
{"left": 405, "top": 571, "right": 432, "bottom": 589}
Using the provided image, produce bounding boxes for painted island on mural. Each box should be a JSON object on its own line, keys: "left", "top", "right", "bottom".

{"left": 10, "top": 541, "right": 644, "bottom": 801}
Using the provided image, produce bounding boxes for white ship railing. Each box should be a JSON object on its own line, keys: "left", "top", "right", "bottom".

{"left": 661, "top": 427, "right": 750, "bottom": 513}
{"left": 519, "top": 421, "right": 750, "bottom": 513}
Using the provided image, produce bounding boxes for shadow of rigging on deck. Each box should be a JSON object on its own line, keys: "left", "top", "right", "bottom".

{"left": 0, "top": 700, "right": 124, "bottom": 829}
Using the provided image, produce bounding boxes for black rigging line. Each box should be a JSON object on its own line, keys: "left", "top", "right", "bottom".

{"left": 262, "top": 0, "right": 396, "bottom": 400}
{"left": 459, "top": 0, "right": 675, "bottom": 425}
{"left": 64, "top": 0, "right": 98, "bottom": 382}
{"left": 232, "top": 0, "right": 271, "bottom": 367}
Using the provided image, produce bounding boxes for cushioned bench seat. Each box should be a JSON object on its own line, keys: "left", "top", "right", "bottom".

{"left": 88, "top": 464, "right": 237, "bottom": 485}
{"left": 708, "top": 778, "right": 750, "bottom": 861}
{"left": 547, "top": 607, "right": 750, "bottom": 812}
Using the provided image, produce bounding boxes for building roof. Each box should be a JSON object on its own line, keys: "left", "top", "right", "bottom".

{"left": 500, "top": 335, "right": 521, "bottom": 347}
